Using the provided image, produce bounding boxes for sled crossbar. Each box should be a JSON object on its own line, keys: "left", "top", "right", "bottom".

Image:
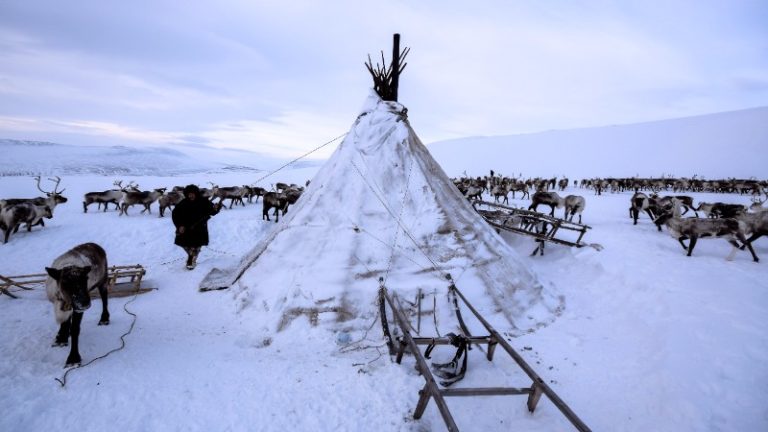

{"left": 379, "top": 286, "right": 591, "bottom": 432}
{"left": 473, "top": 200, "right": 591, "bottom": 248}
{"left": 0, "top": 265, "right": 150, "bottom": 299}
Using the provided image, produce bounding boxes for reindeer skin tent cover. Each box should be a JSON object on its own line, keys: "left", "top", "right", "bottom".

{"left": 200, "top": 92, "right": 562, "bottom": 334}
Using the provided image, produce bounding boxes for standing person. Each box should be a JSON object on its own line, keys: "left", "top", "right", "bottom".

{"left": 172, "top": 184, "right": 222, "bottom": 270}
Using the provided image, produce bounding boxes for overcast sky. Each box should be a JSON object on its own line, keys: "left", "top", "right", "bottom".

{"left": 1, "top": 1, "right": 766, "bottom": 159}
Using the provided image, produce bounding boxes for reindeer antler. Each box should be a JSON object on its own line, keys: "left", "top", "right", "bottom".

{"left": 34, "top": 175, "right": 47, "bottom": 194}
{"left": 48, "top": 176, "right": 64, "bottom": 194}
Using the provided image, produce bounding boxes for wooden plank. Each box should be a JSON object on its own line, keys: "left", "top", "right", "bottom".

{"left": 412, "top": 336, "right": 492, "bottom": 346}
{"left": 441, "top": 387, "right": 532, "bottom": 397}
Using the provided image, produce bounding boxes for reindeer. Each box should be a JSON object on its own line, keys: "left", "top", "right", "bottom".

{"left": 749, "top": 195, "right": 767, "bottom": 213}
{"left": 463, "top": 186, "right": 483, "bottom": 201}
{"left": 563, "top": 195, "right": 586, "bottom": 223}
{"left": 508, "top": 182, "right": 529, "bottom": 200}
{"left": 529, "top": 191, "right": 564, "bottom": 216}
{"left": 654, "top": 199, "right": 758, "bottom": 261}
{"left": 262, "top": 192, "right": 286, "bottom": 222}
{"left": 629, "top": 192, "right": 654, "bottom": 225}
{"left": 0, "top": 203, "right": 53, "bottom": 243}
{"left": 45, "top": 243, "right": 110, "bottom": 367}
{"left": 211, "top": 185, "right": 247, "bottom": 209}
{"left": 280, "top": 188, "right": 303, "bottom": 215}
{"left": 83, "top": 180, "right": 129, "bottom": 213}
{"left": 1, "top": 176, "right": 68, "bottom": 227}
{"left": 696, "top": 202, "right": 746, "bottom": 219}
{"left": 737, "top": 211, "right": 767, "bottom": 261}
{"left": 649, "top": 194, "right": 697, "bottom": 217}
{"left": 248, "top": 186, "right": 266, "bottom": 203}
{"left": 119, "top": 185, "right": 165, "bottom": 216}
{"left": 158, "top": 190, "right": 184, "bottom": 217}
{"left": 275, "top": 182, "right": 290, "bottom": 193}
{"left": 491, "top": 184, "right": 510, "bottom": 205}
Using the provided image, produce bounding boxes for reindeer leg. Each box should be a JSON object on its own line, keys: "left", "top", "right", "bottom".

{"left": 738, "top": 233, "right": 761, "bottom": 262}
{"left": 54, "top": 316, "right": 71, "bottom": 346}
{"left": 97, "top": 278, "right": 110, "bottom": 325}
{"left": 744, "top": 241, "right": 759, "bottom": 263}
{"left": 677, "top": 236, "right": 689, "bottom": 251}
{"left": 65, "top": 312, "right": 83, "bottom": 367}
{"left": 686, "top": 236, "right": 698, "bottom": 256}
{"left": 740, "top": 233, "right": 763, "bottom": 250}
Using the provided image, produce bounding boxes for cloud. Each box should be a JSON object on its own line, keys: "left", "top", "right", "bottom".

{"left": 0, "top": 0, "right": 766, "bottom": 151}
{"left": 0, "top": 109, "right": 350, "bottom": 159}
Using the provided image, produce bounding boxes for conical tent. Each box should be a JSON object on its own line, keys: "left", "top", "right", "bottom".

{"left": 201, "top": 92, "right": 562, "bottom": 334}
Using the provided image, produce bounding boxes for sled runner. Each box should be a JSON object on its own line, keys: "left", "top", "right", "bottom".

{"left": 1, "top": 264, "right": 151, "bottom": 299}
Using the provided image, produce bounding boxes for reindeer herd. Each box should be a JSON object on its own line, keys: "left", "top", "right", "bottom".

{"left": 629, "top": 190, "right": 767, "bottom": 262}
{"left": 454, "top": 172, "right": 768, "bottom": 262}
{"left": 0, "top": 177, "right": 307, "bottom": 244}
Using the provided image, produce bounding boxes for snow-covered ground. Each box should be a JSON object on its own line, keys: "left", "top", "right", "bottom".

{"left": 1, "top": 167, "right": 767, "bottom": 431}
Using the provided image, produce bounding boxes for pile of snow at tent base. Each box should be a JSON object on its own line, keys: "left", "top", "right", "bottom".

{"left": 0, "top": 96, "right": 766, "bottom": 431}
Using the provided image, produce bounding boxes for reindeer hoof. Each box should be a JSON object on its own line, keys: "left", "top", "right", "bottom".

{"left": 65, "top": 355, "right": 82, "bottom": 367}
{"left": 52, "top": 340, "right": 68, "bottom": 347}
{"left": 98, "top": 319, "right": 109, "bottom": 326}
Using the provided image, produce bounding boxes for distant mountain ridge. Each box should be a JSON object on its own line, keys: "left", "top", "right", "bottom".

{"left": 0, "top": 139, "right": 321, "bottom": 176}
{"left": 427, "top": 106, "right": 768, "bottom": 179}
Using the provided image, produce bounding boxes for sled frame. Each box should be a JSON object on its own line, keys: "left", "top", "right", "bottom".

{"left": 472, "top": 200, "right": 591, "bottom": 250}
{"left": 0, "top": 264, "right": 150, "bottom": 299}
{"left": 379, "top": 285, "right": 591, "bottom": 432}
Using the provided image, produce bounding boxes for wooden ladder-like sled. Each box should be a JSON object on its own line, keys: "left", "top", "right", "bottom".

{"left": 473, "top": 200, "right": 593, "bottom": 255}
{"left": 0, "top": 265, "right": 150, "bottom": 299}
{"left": 379, "top": 280, "right": 591, "bottom": 432}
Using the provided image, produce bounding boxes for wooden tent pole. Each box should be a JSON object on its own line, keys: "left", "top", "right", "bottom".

{"left": 391, "top": 33, "right": 401, "bottom": 101}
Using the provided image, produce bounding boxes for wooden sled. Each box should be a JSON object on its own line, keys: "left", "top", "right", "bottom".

{"left": 472, "top": 200, "right": 598, "bottom": 255}
{"left": 0, "top": 264, "right": 152, "bottom": 299}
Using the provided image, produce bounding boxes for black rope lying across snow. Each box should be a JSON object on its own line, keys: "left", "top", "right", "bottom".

{"left": 55, "top": 290, "right": 139, "bottom": 388}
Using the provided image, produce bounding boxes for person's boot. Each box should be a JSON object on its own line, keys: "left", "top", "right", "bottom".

{"left": 188, "top": 248, "right": 199, "bottom": 270}
{"left": 185, "top": 250, "right": 194, "bottom": 270}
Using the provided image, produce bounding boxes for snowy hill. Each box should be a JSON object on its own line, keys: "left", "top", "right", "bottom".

{"left": 428, "top": 107, "right": 768, "bottom": 179}
{"left": 0, "top": 139, "right": 322, "bottom": 176}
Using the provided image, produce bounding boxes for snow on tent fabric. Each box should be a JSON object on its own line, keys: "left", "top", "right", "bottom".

{"left": 199, "top": 91, "right": 563, "bottom": 334}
